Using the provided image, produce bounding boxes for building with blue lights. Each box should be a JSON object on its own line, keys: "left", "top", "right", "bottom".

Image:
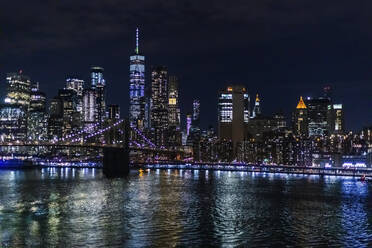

{"left": 0, "top": 104, "right": 27, "bottom": 142}
{"left": 82, "top": 88, "right": 97, "bottom": 129}
{"left": 129, "top": 28, "right": 146, "bottom": 130}
{"left": 91, "top": 67, "right": 106, "bottom": 125}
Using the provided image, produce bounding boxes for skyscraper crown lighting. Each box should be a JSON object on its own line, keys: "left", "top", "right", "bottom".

{"left": 296, "top": 96, "right": 307, "bottom": 109}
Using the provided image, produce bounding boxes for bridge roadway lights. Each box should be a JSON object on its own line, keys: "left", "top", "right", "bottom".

{"left": 103, "top": 147, "right": 129, "bottom": 177}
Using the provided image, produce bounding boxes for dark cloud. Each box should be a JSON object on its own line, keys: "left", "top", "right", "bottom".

{"left": 1, "top": 0, "right": 372, "bottom": 130}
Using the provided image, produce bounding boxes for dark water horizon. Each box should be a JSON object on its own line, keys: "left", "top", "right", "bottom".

{"left": 0, "top": 168, "right": 371, "bottom": 247}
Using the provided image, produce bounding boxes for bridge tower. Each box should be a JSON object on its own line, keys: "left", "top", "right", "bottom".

{"left": 103, "top": 119, "right": 130, "bottom": 177}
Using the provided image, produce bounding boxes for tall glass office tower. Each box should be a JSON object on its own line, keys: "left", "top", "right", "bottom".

{"left": 218, "top": 85, "right": 250, "bottom": 150}
{"left": 168, "top": 76, "right": 180, "bottom": 128}
{"left": 151, "top": 66, "right": 168, "bottom": 146}
{"left": 66, "top": 78, "right": 84, "bottom": 119}
{"left": 5, "top": 71, "right": 31, "bottom": 107}
{"left": 129, "top": 28, "right": 146, "bottom": 129}
{"left": 91, "top": 67, "right": 106, "bottom": 124}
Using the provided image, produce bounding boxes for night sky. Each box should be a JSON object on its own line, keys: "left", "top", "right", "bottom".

{"left": 2, "top": 1, "right": 372, "bottom": 131}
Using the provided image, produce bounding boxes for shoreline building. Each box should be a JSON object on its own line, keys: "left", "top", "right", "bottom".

{"left": 0, "top": 71, "right": 31, "bottom": 141}
{"left": 48, "top": 88, "right": 80, "bottom": 139}
{"left": 151, "top": 66, "right": 168, "bottom": 146}
{"left": 91, "top": 67, "right": 106, "bottom": 125}
{"left": 186, "top": 113, "right": 192, "bottom": 136}
{"left": 0, "top": 104, "right": 27, "bottom": 142}
{"left": 82, "top": 89, "right": 97, "bottom": 130}
{"left": 188, "top": 99, "right": 202, "bottom": 160}
{"left": 58, "top": 89, "right": 80, "bottom": 136}
{"left": 327, "top": 104, "right": 344, "bottom": 135}
{"left": 168, "top": 76, "right": 180, "bottom": 128}
{"left": 4, "top": 71, "right": 31, "bottom": 108}
{"left": 218, "top": 85, "right": 250, "bottom": 154}
{"left": 251, "top": 94, "right": 261, "bottom": 118}
{"left": 129, "top": 28, "right": 146, "bottom": 130}
{"left": 48, "top": 96, "right": 63, "bottom": 140}
{"left": 192, "top": 99, "right": 200, "bottom": 127}
{"left": 293, "top": 96, "right": 308, "bottom": 137}
{"left": 66, "top": 78, "right": 84, "bottom": 120}
{"left": 27, "top": 82, "right": 47, "bottom": 141}
{"left": 306, "top": 96, "right": 331, "bottom": 137}
{"left": 168, "top": 76, "right": 182, "bottom": 147}
{"left": 293, "top": 88, "right": 344, "bottom": 137}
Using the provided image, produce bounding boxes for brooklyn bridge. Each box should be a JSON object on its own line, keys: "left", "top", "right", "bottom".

{"left": 0, "top": 119, "right": 188, "bottom": 176}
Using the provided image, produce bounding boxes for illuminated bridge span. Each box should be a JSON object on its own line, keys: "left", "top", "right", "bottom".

{"left": 0, "top": 119, "right": 169, "bottom": 150}
{"left": 52, "top": 119, "right": 157, "bottom": 148}
{"left": 0, "top": 142, "right": 170, "bottom": 151}
{"left": 0, "top": 119, "right": 186, "bottom": 176}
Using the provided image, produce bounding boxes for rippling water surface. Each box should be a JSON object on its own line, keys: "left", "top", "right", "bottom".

{"left": 0, "top": 168, "right": 372, "bottom": 247}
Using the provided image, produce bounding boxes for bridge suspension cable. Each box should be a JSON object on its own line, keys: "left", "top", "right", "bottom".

{"left": 53, "top": 119, "right": 158, "bottom": 150}
{"left": 57, "top": 122, "right": 101, "bottom": 142}
{"left": 63, "top": 119, "right": 124, "bottom": 143}
{"left": 129, "top": 125, "right": 156, "bottom": 148}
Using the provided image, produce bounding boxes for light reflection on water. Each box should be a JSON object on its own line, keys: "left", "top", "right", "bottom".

{"left": 0, "top": 168, "right": 371, "bottom": 247}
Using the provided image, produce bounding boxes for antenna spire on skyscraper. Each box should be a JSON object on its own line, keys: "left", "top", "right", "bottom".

{"left": 136, "top": 27, "right": 139, "bottom": 54}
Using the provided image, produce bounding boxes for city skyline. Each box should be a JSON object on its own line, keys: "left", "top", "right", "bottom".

{"left": 2, "top": 2, "right": 372, "bottom": 247}
{"left": 0, "top": 49, "right": 365, "bottom": 134}
{"left": 2, "top": 1, "right": 372, "bottom": 131}
{"left": 0, "top": 53, "right": 366, "bottom": 132}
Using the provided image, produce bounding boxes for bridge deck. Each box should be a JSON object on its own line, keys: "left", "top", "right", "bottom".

{"left": 0, "top": 143, "right": 182, "bottom": 153}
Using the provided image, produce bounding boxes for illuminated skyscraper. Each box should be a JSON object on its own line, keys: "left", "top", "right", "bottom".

{"left": 186, "top": 113, "right": 192, "bottom": 136}
{"left": 293, "top": 96, "right": 308, "bottom": 137}
{"left": 252, "top": 94, "right": 261, "bottom": 118}
{"left": 27, "top": 82, "right": 47, "bottom": 141}
{"left": 58, "top": 89, "right": 80, "bottom": 136}
{"left": 0, "top": 71, "right": 31, "bottom": 141}
{"left": 66, "top": 78, "right": 84, "bottom": 96}
{"left": 29, "top": 83, "right": 46, "bottom": 112}
{"left": 129, "top": 28, "right": 146, "bottom": 129}
{"left": 168, "top": 76, "right": 180, "bottom": 127}
{"left": 327, "top": 104, "right": 344, "bottom": 135}
{"left": 151, "top": 66, "right": 168, "bottom": 146}
{"left": 48, "top": 97, "right": 63, "bottom": 140}
{"left": 82, "top": 89, "right": 96, "bottom": 128}
{"left": 91, "top": 67, "right": 106, "bottom": 124}
{"left": 168, "top": 76, "right": 181, "bottom": 146}
{"left": 306, "top": 97, "right": 330, "bottom": 137}
{"left": 91, "top": 67, "right": 105, "bottom": 88}
{"left": 5, "top": 71, "right": 31, "bottom": 108}
{"left": 192, "top": 99, "right": 200, "bottom": 127}
{"left": 0, "top": 105, "right": 27, "bottom": 142}
{"left": 188, "top": 100, "right": 202, "bottom": 160}
{"left": 48, "top": 88, "right": 80, "bottom": 139}
{"left": 66, "top": 78, "right": 84, "bottom": 117}
{"left": 218, "top": 85, "right": 250, "bottom": 151}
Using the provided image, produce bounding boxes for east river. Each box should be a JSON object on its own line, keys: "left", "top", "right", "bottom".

{"left": 0, "top": 168, "right": 372, "bottom": 247}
